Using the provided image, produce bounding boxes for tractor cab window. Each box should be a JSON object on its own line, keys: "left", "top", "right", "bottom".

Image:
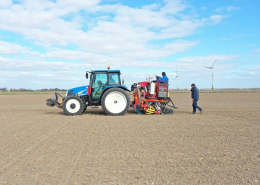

{"left": 109, "top": 73, "right": 120, "bottom": 85}
{"left": 92, "top": 73, "right": 108, "bottom": 99}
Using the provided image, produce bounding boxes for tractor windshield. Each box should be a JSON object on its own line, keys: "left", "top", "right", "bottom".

{"left": 109, "top": 73, "right": 120, "bottom": 85}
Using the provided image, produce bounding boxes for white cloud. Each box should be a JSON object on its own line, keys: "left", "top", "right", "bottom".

{"left": 210, "top": 15, "right": 224, "bottom": 24}
{"left": 0, "top": 40, "right": 42, "bottom": 56}
{"left": 0, "top": 54, "right": 239, "bottom": 73}
{"left": 251, "top": 48, "right": 260, "bottom": 53}
{"left": 0, "top": 56, "right": 90, "bottom": 72}
{"left": 227, "top": 6, "right": 241, "bottom": 12}
{"left": 215, "top": 6, "right": 240, "bottom": 13}
{"left": 0, "top": 0, "right": 12, "bottom": 8}
{"left": 141, "top": 3, "right": 159, "bottom": 10}
{"left": 0, "top": 0, "right": 221, "bottom": 51}
{"left": 250, "top": 48, "right": 260, "bottom": 57}
{"left": 56, "top": 0, "right": 101, "bottom": 9}
{"left": 159, "top": 19, "right": 204, "bottom": 38}
{"left": 177, "top": 54, "right": 238, "bottom": 64}
{"left": 0, "top": 41, "right": 24, "bottom": 55}
{"left": 161, "top": 0, "right": 186, "bottom": 14}
{"left": 0, "top": 53, "right": 244, "bottom": 89}
{"left": 248, "top": 66, "right": 260, "bottom": 71}
{"left": 44, "top": 40, "right": 199, "bottom": 63}
{"left": 172, "top": 55, "right": 239, "bottom": 74}
{"left": 201, "top": 6, "right": 206, "bottom": 11}
{"left": 0, "top": 0, "right": 240, "bottom": 89}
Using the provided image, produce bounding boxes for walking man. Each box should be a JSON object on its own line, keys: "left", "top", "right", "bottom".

{"left": 191, "top": 83, "right": 203, "bottom": 114}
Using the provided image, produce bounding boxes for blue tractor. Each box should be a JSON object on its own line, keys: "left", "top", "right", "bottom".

{"left": 46, "top": 67, "right": 130, "bottom": 116}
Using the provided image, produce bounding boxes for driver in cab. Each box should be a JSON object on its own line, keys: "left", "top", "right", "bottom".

{"left": 109, "top": 74, "right": 116, "bottom": 84}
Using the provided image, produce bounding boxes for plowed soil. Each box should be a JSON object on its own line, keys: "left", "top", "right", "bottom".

{"left": 0, "top": 92, "right": 260, "bottom": 184}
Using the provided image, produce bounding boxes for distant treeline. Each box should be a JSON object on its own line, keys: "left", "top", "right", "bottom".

{"left": 0, "top": 88, "right": 67, "bottom": 92}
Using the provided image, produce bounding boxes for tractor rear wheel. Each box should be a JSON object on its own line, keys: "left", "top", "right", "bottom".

{"left": 101, "top": 88, "right": 130, "bottom": 116}
{"left": 63, "top": 96, "right": 84, "bottom": 116}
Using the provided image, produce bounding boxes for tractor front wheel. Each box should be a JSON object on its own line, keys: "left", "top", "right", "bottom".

{"left": 101, "top": 88, "right": 130, "bottom": 116}
{"left": 63, "top": 96, "right": 84, "bottom": 116}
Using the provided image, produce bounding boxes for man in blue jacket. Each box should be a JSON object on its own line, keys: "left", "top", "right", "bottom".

{"left": 156, "top": 72, "right": 169, "bottom": 82}
{"left": 191, "top": 83, "right": 203, "bottom": 114}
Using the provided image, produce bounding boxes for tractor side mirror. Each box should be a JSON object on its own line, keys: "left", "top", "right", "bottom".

{"left": 122, "top": 79, "right": 124, "bottom": 84}
{"left": 86, "top": 72, "right": 88, "bottom": 79}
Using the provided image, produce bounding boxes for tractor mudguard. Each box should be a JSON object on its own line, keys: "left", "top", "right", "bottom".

{"left": 99, "top": 85, "right": 130, "bottom": 101}
{"left": 103, "top": 85, "right": 130, "bottom": 92}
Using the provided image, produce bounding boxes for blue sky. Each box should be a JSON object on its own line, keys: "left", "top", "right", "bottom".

{"left": 0, "top": 0, "right": 259, "bottom": 90}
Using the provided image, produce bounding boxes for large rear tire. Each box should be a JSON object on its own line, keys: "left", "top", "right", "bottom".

{"left": 63, "top": 96, "right": 84, "bottom": 116}
{"left": 101, "top": 88, "right": 130, "bottom": 116}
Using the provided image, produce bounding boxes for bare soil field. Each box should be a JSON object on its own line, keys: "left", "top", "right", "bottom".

{"left": 0, "top": 92, "right": 260, "bottom": 184}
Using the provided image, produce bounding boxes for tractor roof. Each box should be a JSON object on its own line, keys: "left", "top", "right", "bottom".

{"left": 93, "top": 70, "right": 120, "bottom": 73}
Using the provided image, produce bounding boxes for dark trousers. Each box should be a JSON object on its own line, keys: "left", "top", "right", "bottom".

{"left": 193, "top": 99, "right": 202, "bottom": 113}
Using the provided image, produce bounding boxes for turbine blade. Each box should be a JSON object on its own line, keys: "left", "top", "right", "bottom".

{"left": 212, "top": 57, "right": 218, "bottom": 67}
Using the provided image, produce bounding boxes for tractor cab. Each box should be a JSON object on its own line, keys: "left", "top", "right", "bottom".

{"left": 86, "top": 69, "right": 122, "bottom": 101}
{"left": 86, "top": 68, "right": 125, "bottom": 104}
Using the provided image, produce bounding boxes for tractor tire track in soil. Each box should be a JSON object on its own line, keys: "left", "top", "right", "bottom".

{"left": 63, "top": 141, "right": 88, "bottom": 185}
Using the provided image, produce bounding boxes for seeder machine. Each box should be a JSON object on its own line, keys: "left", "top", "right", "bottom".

{"left": 131, "top": 79, "right": 177, "bottom": 115}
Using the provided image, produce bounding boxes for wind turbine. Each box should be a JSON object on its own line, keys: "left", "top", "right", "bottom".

{"left": 204, "top": 58, "right": 218, "bottom": 90}
{"left": 173, "top": 69, "right": 179, "bottom": 90}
